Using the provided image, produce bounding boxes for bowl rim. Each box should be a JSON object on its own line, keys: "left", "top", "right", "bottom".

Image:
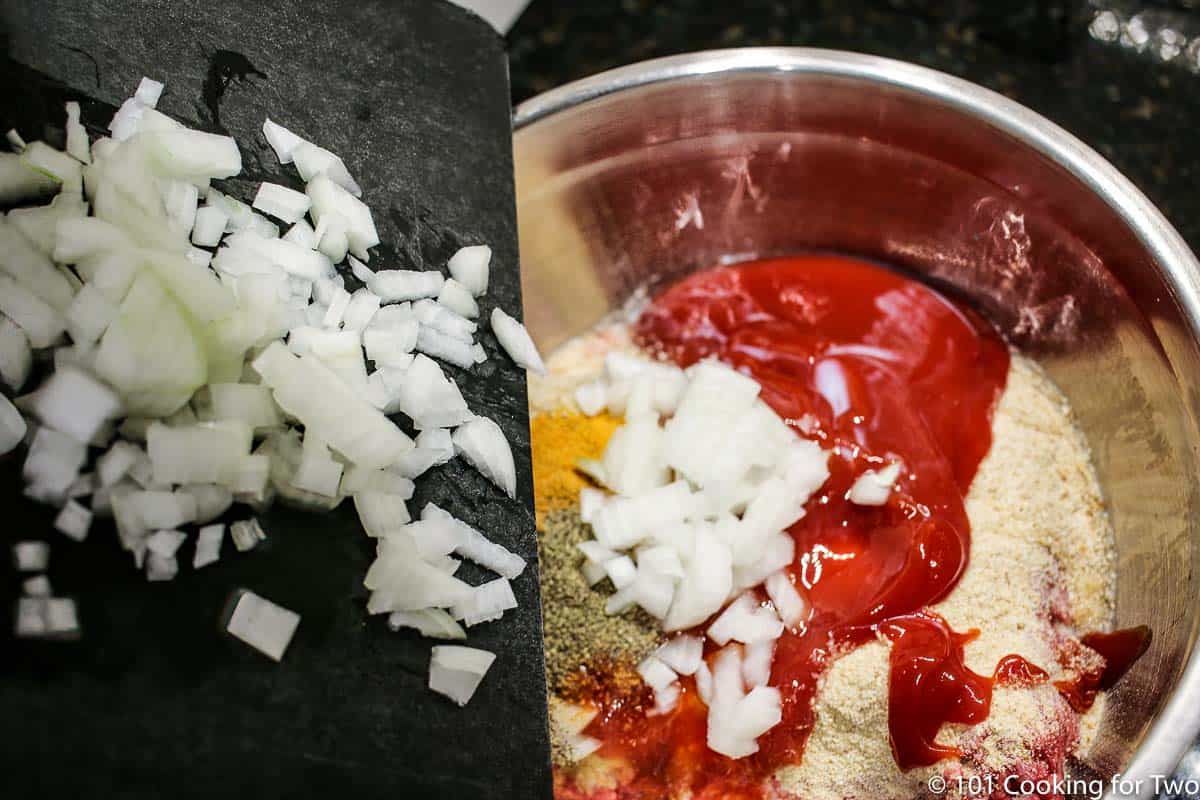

{"left": 513, "top": 47, "right": 1200, "bottom": 794}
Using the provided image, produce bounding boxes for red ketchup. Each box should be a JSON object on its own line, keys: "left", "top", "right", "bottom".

{"left": 559, "top": 255, "right": 1142, "bottom": 799}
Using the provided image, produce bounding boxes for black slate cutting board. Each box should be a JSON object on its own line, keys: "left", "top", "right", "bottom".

{"left": 0, "top": 1, "right": 552, "bottom": 798}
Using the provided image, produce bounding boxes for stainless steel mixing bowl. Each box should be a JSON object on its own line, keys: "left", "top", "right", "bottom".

{"left": 511, "top": 49, "right": 1200, "bottom": 796}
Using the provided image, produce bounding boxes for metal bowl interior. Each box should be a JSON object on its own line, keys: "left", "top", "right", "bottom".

{"left": 512, "top": 49, "right": 1200, "bottom": 793}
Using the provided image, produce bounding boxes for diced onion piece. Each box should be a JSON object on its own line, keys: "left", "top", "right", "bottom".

{"left": 663, "top": 528, "right": 733, "bottom": 632}
{"left": 146, "top": 528, "right": 187, "bottom": 558}
{"left": 96, "top": 440, "right": 141, "bottom": 486}
{"left": 765, "top": 571, "right": 809, "bottom": 628}
{"left": 14, "top": 540, "right": 50, "bottom": 571}
{"left": 22, "top": 141, "right": 82, "bottom": 186}
{"left": 342, "top": 288, "right": 381, "bottom": 332}
{"left": 349, "top": 254, "right": 374, "bottom": 284}
{"left": 23, "top": 574, "right": 51, "bottom": 596}
{"left": 395, "top": 354, "right": 472, "bottom": 430}
{"left": 147, "top": 420, "right": 252, "bottom": 485}
{"left": 162, "top": 179, "right": 199, "bottom": 236}
{"left": 0, "top": 315, "right": 32, "bottom": 390}
{"left": 230, "top": 517, "right": 267, "bottom": 551}
{"left": 428, "top": 645, "right": 496, "bottom": 707}
{"left": 194, "top": 523, "right": 225, "bottom": 568}
{"left": 306, "top": 174, "right": 376, "bottom": 258}
{"left": 252, "top": 342, "right": 413, "bottom": 468}
{"left": 451, "top": 577, "right": 518, "bottom": 626}
{"left": 743, "top": 639, "right": 776, "bottom": 688}
{"left": 64, "top": 101, "right": 90, "bottom": 164}
{"left": 657, "top": 634, "right": 704, "bottom": 676}
{"left": 421, "top": 503, "right": 526, "bottom": 579}
{"left": 707, "top": 593, "right": 784, "bottom": 646}
{"left": 603, "top": 554, "right": 637, "bottom": 590}
{"left": 0, "top": 151, "right": 58, "bottom": 203}
{"left": 388, "top": 608, "right": 467, "bottom": 640}
{"left": 637, "top": 654, "right": 678, "bottom": 692}
{"left": 208, "top": 383, "right": 282, "bottom": 430}
{"left": 282, "top": 219, "right": 316, "bottom": 249}
{"left": 127, "top": 489, "right": 198, "bottom": 528}
{"left": 848, "top": 461, "right": 902, "bottom": 506}
{"left": 574, "top": 380, "right": 606, "bottom": 416}
{"left": 253, "top": 181, "right": 312, "bottom": 224}
{"left": 447, "top": 245, "right": 490, "bottom": 296}
{"left": 0, "top": 392, "right": 26, "bottom": 455}
{"left": 354, "top": 492, "right": 412, "bottom": 537}
{"left": 0, "top": 273, "right": 66, "bottom": 348}
{"left": 368, "top": 269, "right": 444, "bottom": 303}
{"left": 24, "top": 426, "right": 87, "bottom": 501}
{"left": 191, "top": 204, "right": 227, "bottom": 247}
{"left": 145, "top": 552, "right": 178, "bottom": 581}
{"left": 7, "top": 128, "right": 26, "bottom": 151}
{"left": 179, "top": 483, "right": 234, "bottom": 523}
{"left": 143, "top": 129, "right": 241, "bottom": 179}
{"left": 23, "top": 365, "right": 123, "bottom": 444}
{"left": 577, "top": 539, "right": 617, "bottom": 565}
{"left": 436, "top": 278, "right": 479, "bottom": 319}
{"left": 135, "top": 76, "right": 164, "bottom": 107}
{"left": 54, "top": 499, "right": 92, "bottom": 541}
{"left": 416, "top": 326, "right": 477, "bottom": 369}
{"left": 452, "top": 415, "right": 516, "bottom": 498}
{"left": 262, "top": 118, "right": 303, "bottom": 164}
{"left": 293, "top": 141, "right": 361, "bottom": 196}
{"left": 490, "top": 307, "right": 545, "bottom": 375}
{"left": 581, "top": 561, "right": 606, "bottom": 586}
{"left": 226, "top": 589, "right": 300, "bottom": 661}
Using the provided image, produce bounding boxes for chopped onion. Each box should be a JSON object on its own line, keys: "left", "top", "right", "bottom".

{"left": 226, "top": 589, "right": 300, "bottom": 661}
{"left": 22, "top": 365, "right": 123, "bottom": 444}
{"left": 230, "top": 517, "right": 267, "bottom": 551}
{"left": 180, "top": 483, "right": 234, "bottom": 523}
{"left": 428, "top": 645, "right": 495, "bottom": 706}
{"left": 306, "top": 174, "right": 376, "bottom": 258}
{"left": 145, "top": 552, "right": 178, "bottom": 581}
{"left": 436, "top": 278, "right": 479, "bottom": 318}
{"left": 64, "top": 102, "right": 90, "bottom": 164}
{"left": 368, "top": 269, "right": 444, "bottom": 303}
{"left": 657, "top": 634, "right": 704, "bottom": 676}
{"left": 421, "top": 503, "right": 527, "bottom": 578}
{"left": 452, "top": 577, "right": 518, "bottom": 626}
{"left": 416, "top": 326, "right": 478, "bottom": 369}
{"left": 574, "top": 380, "right": 606, "bottom": 416}
{"left": 764, "top": 571, "right": 809, "bottom": 628}
{"left": 23, "top": 426, "right": 87, "bottom": 501}
{"left": 147, "top": 420, "right": 252, "bottom": 485}
{"left": 447, "top": 245, "right": 490, "bottom": 296}
{"left": 191, "top": 205, "right": 228, "bottom": 246}
{"left": 388, "top": 608, "right": 466, "bottom": 640}
{"left": 135, "top": 76, "right": 164, "bottom": 107}
{"left": 603, "top": 554, "right": 637, "bottom": 590}
{"left": 208, "top": 383, "right": 282, "bottom": 431}
{"left": 354, "top": 492, "right": 412, "bottom": 537}
{"left": 395, "top": 354, "right": 472, "bottom": 430}
{"left": 742, "top": 638, "right": 776, "bottom": 688}
{"left": 127, "top": 489, "right": 198, "bottom": 528}
{"left": 146, "top": 528, "right": 187, "bottom": 558}
{"left": 14, "top": 540, "right": 50, "bottom": 571}
{"left": 23, "top": 574, "right": 51, "bottom": 596}
{"left": 193, "top": 523, "right": 225, "bottom": 568}
{"left": 663, "top": 528, "right": 733, "bottom": 632}
{"left": 452, "top": 415, "right": 515, "bottom": 498}
{"left": 253, "top": 182, "right": 311, "bottom": 224}
{"left": 293, "top": 142, "right": 361, "bottom": 196}
{"left": 637, "top": 654, "right": 678, "bottom": 692}
{"left": 282, "top": 219, "right": 316, "bottom": 248}
{"left": 0, "top": 315, "right": 32, "bottom": 390}
{"left": 54, "top": 499, "right": 92, "bottom": 541}
{"left": 262, "top": 118, "right": 303, "bottom": 165}
{"left": 6, "top": 128, "right": 26, "bottom": 151}
{"left": 0, "top": 273, "right": 67, "bottom": 347}
{"left": 490, "top": 307, "right": 545, "bottom": 375}
{"left": 707, "top": 592, "right": 783, "bottom": 646}
{"left": 848, "top": 460, "right": 902, "bottom": 506}
{"left": 0, "top": 392, "right": 26, "bottom": 454}
{"left": 342, "top": 288, "right": 381, "bottom": 332}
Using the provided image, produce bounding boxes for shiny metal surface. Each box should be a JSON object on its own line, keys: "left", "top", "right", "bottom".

{"left": 512, "top": 49, "right": 1200, "bottom": 796}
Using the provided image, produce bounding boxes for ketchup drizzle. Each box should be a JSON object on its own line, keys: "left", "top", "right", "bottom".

{"left": 560, "top": 256, "right": 1144, "bottom": 798}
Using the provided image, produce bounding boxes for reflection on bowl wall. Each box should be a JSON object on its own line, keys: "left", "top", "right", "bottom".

{"left": 512, "top": 49, "right": 1200, "bottom": 796}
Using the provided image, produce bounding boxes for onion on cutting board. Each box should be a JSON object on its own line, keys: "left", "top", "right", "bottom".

{"left": 0, "top": 75, "right": 533, "bottom": 706}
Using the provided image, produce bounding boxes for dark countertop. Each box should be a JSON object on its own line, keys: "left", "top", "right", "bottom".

{"left": 507, "top": 1, "right": 1200, "bottom": 794}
